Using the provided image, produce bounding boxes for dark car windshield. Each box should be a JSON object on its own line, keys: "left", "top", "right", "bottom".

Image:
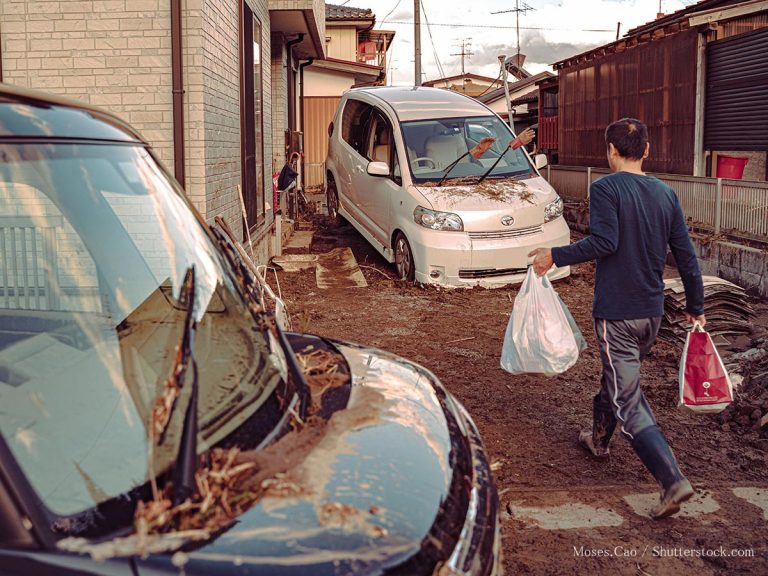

{"left": 401, "top": 115, "right": 534, "bottom": 184}
{"left": 0, "top": 142, "right": 282, "bottom": 517}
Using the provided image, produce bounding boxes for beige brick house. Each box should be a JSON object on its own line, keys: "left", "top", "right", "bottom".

{"left": 0, "top": 0, "right": 325, "bottom": 262}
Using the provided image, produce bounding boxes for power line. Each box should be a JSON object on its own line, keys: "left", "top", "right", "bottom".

{"left": 384, "top": 21, "right": 615, "bottom": 32}
{"left": 380, "top": 0, "right": 402, "bottom": 25}
{"left": 421, "top": 1, "right": 446, "bottom": 80}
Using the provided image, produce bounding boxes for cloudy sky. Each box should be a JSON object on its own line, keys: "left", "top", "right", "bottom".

{"left": 339, "top": 0, "right": 700, "bottom": 85}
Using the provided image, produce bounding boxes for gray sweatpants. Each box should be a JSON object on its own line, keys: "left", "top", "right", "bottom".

{"left": 594, "top": 317, "right": 663, "bottom": 440}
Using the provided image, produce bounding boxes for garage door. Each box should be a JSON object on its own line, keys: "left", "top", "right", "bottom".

{"left": 705, "top": 27, "right": 768, "bottom": 151}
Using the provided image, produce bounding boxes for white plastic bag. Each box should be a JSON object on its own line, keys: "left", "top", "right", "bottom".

{"left": 501, "top": 268, "right": 581, "bottom": 376}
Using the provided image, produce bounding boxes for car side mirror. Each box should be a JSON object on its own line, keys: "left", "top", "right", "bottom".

{"left": 534, "top": 153, "right": 548, "bottom": 170}
{"left": 367, "top": 161, "right": 390, "bottom": 177}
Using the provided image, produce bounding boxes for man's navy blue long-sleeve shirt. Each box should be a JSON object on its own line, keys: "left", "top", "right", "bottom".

{"left": 551, "top": 172, "right": 704, "bottom": 320}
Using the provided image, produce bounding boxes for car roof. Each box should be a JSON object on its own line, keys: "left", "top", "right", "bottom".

{"left": 0, "top": 82, "right": 145, "bottom": 143}
{"left": 350, "top": 86, "right": 494, "bottom": 122}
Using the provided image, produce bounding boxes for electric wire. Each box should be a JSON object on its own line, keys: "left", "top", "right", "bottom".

{"left": 421, "top": 1, "right": 446, "bottom": 81}
{"left": 385, "top": 21, "right": 615, "bottom": 32}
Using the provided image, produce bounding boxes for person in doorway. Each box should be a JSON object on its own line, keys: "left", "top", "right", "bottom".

{"left": 528, "top": 118, "right": 705, "bottom": 519}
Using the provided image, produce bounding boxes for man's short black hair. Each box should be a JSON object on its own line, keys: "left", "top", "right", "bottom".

{"left": 605, "top": 118, "right": 648, "bottom": 160}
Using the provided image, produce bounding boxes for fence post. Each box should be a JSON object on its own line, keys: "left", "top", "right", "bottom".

{"left": 586, "top": 167, "right": 591, "bottom": 200}
{"left": 714, "top": 178, "right": 722, "bottom": 235}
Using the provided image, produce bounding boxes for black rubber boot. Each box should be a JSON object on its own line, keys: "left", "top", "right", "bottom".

{"left": 631, "top": 425, "right": 694, "bottom": 519}
{"left": 578, "top": 395, "right": 617, "bottom": 459}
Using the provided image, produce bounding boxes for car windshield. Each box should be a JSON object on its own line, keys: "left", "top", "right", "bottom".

{"left": 0, "top": 142, "right": 283, "bottom": 517}
{"left": 401, "top": 115, "right": 534, "bottom": 184}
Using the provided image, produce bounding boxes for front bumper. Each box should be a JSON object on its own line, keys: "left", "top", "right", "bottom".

{"left": 410, "top": 217, "right": 571, "bottom": 288}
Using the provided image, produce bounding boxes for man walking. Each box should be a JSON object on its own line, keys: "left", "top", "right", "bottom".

{"left": 529, "top": 118, "right": 705, "bottom": 519}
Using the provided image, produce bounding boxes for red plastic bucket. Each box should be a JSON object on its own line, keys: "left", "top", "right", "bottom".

{"left": 716, "top": 154, "right": 748, "bottom": 179}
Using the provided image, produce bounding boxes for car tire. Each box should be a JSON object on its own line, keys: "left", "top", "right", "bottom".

{"left": 394, "top": 232, "right": 415, "bottom": 282}
{"left": 326, "top": 179, "right": 344, "bottom": 227}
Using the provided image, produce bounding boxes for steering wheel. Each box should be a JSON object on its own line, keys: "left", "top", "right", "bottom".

{"left": 410, "top": 157, "right": 437, "bottom": 170}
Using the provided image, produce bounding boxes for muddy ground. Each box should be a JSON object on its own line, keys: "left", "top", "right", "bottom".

{"left": 274, "top": 217, "right": 768, "bottom": 576}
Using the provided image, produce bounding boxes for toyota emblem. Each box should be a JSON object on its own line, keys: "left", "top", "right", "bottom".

{"left": 501, "top": 216, "right": 515, "bottom": 226}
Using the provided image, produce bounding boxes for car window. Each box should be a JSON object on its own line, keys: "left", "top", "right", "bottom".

{"left": 341, "top": 98, "right": 374, "bottom": 157}
{"left": 401, "top": 115, "right": 534, "bottom": 184}
{"left": 0, "top": 143, "right": 282, "bottom": 518}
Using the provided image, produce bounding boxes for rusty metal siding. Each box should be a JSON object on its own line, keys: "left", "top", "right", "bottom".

{"left": 705, "top": 27, "right": 768, "bottom": 151}
{"left": 558, "top": 29, "right": 698, "bottom": 174}
{"left": 303, "top": 96, "right": 342, "bottom": 189}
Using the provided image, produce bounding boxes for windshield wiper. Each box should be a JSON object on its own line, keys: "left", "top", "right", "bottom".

{"left": 150, "top": 266, "right": 199, "bottom": 506}
{"left": 437, "top": 136, "right": 496, "bottom": 187}
{"left": 172, "top": 268, "right": 199, "bottom": 505}
{"left": 209, "top": 224, "right": 312, "bottom": 420}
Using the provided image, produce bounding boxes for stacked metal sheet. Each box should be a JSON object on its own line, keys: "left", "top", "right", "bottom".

{"left": 660, "top": 276, "right": 755, "bottom": 346}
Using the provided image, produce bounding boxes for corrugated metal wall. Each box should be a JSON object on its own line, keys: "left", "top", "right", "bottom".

{"left": 558, "top": 29, "right": 698, "bottom": 174}
{"left": 705, "top": 27, "right": 768, "bottom": 151}
{"left": 303, "top": 96, "right": 341, "bottom": 189}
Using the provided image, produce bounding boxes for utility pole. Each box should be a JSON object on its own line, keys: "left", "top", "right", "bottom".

{"left": 450, "top": 38, "right": 473, "bottom": 76}
{"left": 414, "top": 0, "right": 422, "bottom": 86}
{"left": 491, "top": 1, "right": 534, "bottom": 70}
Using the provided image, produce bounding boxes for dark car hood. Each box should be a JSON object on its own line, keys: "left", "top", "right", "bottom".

{"left": 136, "top": 340, "right": 468, "bottom": 576}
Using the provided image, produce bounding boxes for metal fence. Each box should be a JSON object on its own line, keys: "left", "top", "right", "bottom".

{"left": 543, "top": 165, "right": 768, "bottom": 243}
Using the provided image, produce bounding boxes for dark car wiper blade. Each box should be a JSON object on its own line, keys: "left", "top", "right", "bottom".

{"left": 437, "top": 137, "right": 497, "bottom": 187}
{"left": 209, "top": 223, "right": 312, "bottom": 421}
{"left": 149, "top": 265, "right": 199, "bottom": 505}
{"left": 437, "top": 151, "right": 471, "bottom": 187}
{"left": 172, "top": 267, "right": 199, "bottom": 506}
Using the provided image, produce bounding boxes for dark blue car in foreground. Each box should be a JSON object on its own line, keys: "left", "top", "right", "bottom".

{"left": 0, "top": 84, "right": 501, "bottom": 575}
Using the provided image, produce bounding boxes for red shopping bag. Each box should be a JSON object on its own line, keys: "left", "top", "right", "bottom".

{"left": 678, "top": 323, "right": 733, "bottom": 413}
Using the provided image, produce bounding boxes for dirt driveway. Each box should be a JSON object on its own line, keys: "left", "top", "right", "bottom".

{"left": 274, "top": 217, "right": 768, "bottom": 575}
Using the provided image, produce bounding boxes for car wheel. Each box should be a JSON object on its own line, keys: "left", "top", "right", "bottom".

{"left": 326, "top": 180, "right": 344, "bottom": 227}
{"left": 394, "top": 232, "right": 415, "bottom": 282}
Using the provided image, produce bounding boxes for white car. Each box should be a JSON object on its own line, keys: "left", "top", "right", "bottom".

{"left": 325, "top": 86, "right": 571, "bottom": 287}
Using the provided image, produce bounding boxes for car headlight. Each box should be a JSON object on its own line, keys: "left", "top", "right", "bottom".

{"left": 414, "top": 206, "right": 464, "bottom": 231}
{"left": 544, "top": 196, "right": 563, "bottom": 223}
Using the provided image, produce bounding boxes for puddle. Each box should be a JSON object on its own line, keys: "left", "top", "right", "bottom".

{"left": 506, "top": 502, "right": 624, "bottom": 530}
{"left": 623, "top": 490, "right": 720, "bottom": 519}
{"left": 731, "top": 487, "right": 768, "bottom": 519}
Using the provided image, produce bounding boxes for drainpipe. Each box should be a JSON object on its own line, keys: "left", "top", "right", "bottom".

{"left": 285, "top": 33, "right": 304, "bottom": 136}
{"left": 171, "top": 0, "right": 186, "bottom": 188}
{"left": 298, "top": 57, "right": 314, "bottom": 192}
{"left": 0, "top": 20, "right": 4, "bottom": 82}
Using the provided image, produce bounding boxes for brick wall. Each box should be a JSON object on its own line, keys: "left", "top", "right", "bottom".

{"left": 0, "top": 0, "right": 176, "bottom": 171}
{"left": 1, "top": 0, "right": 279, "bottom": 259}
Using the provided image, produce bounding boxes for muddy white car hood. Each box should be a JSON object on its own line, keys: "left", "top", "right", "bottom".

{"left": 413, "top": 176, "right": 558, "bottom": 231}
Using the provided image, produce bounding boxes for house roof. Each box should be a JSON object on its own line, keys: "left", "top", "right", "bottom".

{"left": 476, "top": 71, "right": 553, "bottom": 104}
{"left": 509, "top": 89, "right": 539, "bottom": 107}
{"left": 422, "top": 73, "right": 503, "bottom": 87}
{"left": 552, "top": 0, "right": 748, "bottom": 70}
{"left": 326, "top": 3, "right": 375, "bottom": 21}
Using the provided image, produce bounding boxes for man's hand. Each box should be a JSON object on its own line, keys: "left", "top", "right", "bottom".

{"left": 528, "top": 247, "right": 553, "bottom": 277}
{"left": 686, "top": 313, "right": 706, "bottom": 328}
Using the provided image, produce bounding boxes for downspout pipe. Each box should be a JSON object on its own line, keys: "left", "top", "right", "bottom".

{"left": 171, "top": 0, "right": 186, "bottom": 188}
{"left": 285, "top": 34, "right": 304, "bottom": 134}
{"left": 298, "top": 58, "right": 314, "bottom": 191}
{"left": 0, "top": 20, "right": 4, "bottom": 82}
{"left": 286, "top": 33, "right": 304, "bottom": 55}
